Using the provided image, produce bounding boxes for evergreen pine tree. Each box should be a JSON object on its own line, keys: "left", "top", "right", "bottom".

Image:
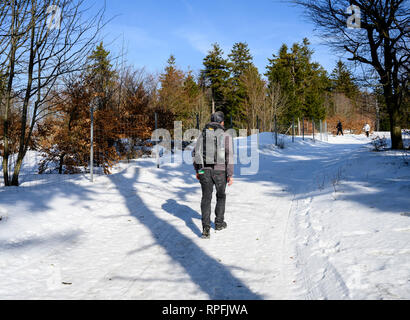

{"left": 229, "top": 42, "right": 253, "bottom": 79}
{"left": 228, "top": 42, "right": 254, "bottom": 126}
{"left": 86, "top": 43, "right": 120, "bottom": 172}
{"left": 266, "top": 38, "right": 330, "bottom": 122}
{"left": 330, "top": 60, "right": 359, "bottom": 99}
{"left": 87, "top": 42, "right": 118, "bottom": 111}
{"left": 158, "top": 55, "right": 186, "bottom": 117}
{"left": 201, "top": 43, "right": 230, "bottom": 115}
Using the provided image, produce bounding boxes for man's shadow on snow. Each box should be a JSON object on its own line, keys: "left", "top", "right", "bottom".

{"left": 162, "top": 199, "right": 207, "bottom": 238}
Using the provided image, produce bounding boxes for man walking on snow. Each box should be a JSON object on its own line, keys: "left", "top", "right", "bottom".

{"left": 192, "top": 112, "right": 234, "bottom": 239}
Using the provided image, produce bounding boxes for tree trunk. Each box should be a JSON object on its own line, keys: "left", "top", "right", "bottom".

{"left": 2, "top": 116, "right": 10, "bottom": 186}
{"left": 2, "top": 1, "right": 18, "bottom": 187}
{"left": 10, "top": 153, "right": 23, "bottom": 186}
{"left": 384, "top": 87, "right": 403, "bottom": 150}
{"left": 389, "top": 104, "right": 403, "bottom": 150}
{"left": 10, "top": 11, "right": 36, "bottom": 187}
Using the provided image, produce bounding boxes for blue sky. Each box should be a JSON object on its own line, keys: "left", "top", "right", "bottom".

{"left": 90, "top": 0, "right": 345, "bottom": 76}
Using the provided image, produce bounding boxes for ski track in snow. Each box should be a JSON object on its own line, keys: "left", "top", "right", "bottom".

{"left": 0, "top": 133, "right": 409, "bottom": 299}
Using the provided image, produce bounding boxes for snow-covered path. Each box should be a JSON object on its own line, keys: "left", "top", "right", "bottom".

{"left": 1, "top": 134, "right": 409, "bottom": 299}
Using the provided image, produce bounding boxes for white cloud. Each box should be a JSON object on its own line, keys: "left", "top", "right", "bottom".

{"left": 111, "top": 24, "right": 163, "bottom": 49}
{"left": 178, "top": 30, "right": 212, "bottom": 55}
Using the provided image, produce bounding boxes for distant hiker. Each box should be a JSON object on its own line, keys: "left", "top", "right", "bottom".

{"left": 363, "top": 123, "right": 371, "bottom": 138}
{"left": 192, "top": 111, "right": 234, "bottom": 239}
{"left": 336, "top": 121, "right": 344, "bottom": 136}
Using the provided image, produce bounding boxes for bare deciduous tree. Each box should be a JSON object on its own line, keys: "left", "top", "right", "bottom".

{"left": 266, "top": 82, "right": 287, "bottom": 131}
{"left": 293, "top": 0, "right": 409, "bottom": 149}
{"left": 1, "top": 0, "right": 106, "bottom": 186}
{"left": 1, "top": 0, "right": 31, "bottom": 186}
{"left": 241, "top": 67, "right": 287, "bottom": 133}
{"left": 240, "top": 65, "right": 266, "bottom": 134}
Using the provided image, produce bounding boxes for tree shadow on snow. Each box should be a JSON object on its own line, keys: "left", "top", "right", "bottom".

{"left": 0, "top": 175, "right": 95, "bottom": 217}
{"left": 108, "top": 168, "right": 263, "bottom": 300}
{"left": 0, "top": 229, "right": 84, "bottom": 251}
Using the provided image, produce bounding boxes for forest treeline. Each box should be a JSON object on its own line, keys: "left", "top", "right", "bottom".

{"left": 1, "top": 39, "right": 397, "bottom": 177}
{"left": 0, "top": 1, "right": 408, "bottom": 185}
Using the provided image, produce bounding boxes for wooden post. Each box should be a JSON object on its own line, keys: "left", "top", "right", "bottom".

{"left": 320, "top": 120, "right": 323, "bottom": 141}
{"left": 298, "top": 118, "right": 301, "bottom": 136}
{"left": 155, "top": 112, "right": 159, "bottom": 169}
{"left": 257, "top": 115, "right": 260, "bottom": 148}
{"left": 90, "top": 106, "right": 94, "bottom": 182}
{"left": 312, "top": 118, "right": 315, "bottom": 142}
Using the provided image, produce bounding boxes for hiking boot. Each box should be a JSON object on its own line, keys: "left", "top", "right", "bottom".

{"left": 215, "top": 222, "right": 227, "bottom": 231}
{"left": 202, "top": 228, "right": 211, "bottom": 239}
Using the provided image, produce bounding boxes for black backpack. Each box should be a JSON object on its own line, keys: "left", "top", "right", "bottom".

{"left": 197, "top": 124, "right": 226, "bottom": 167}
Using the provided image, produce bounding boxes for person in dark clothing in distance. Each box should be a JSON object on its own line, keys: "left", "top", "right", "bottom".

{"left": 336, "top": 121, "right": 344, "bottom": 136}
{"left": 192, "top": 111, "right": 234, "bottom": 239}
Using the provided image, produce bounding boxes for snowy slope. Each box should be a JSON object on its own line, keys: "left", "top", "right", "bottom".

{"left": 0, "top": 133, "right": 409, "bottom": 300}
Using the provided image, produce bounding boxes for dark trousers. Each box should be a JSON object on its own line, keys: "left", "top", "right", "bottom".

{"left": 366, "top": 131, "right": 370, "bottom": 138}
{"left": 199, "top": 170, "right": 227, "bottom": 230}
{"left": 337, "top": 129, "right": 344, "bottom": 136}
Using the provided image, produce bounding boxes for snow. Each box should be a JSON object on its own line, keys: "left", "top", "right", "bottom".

{"left": 0, "top": 133, "right": 409, "bottom": 300}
